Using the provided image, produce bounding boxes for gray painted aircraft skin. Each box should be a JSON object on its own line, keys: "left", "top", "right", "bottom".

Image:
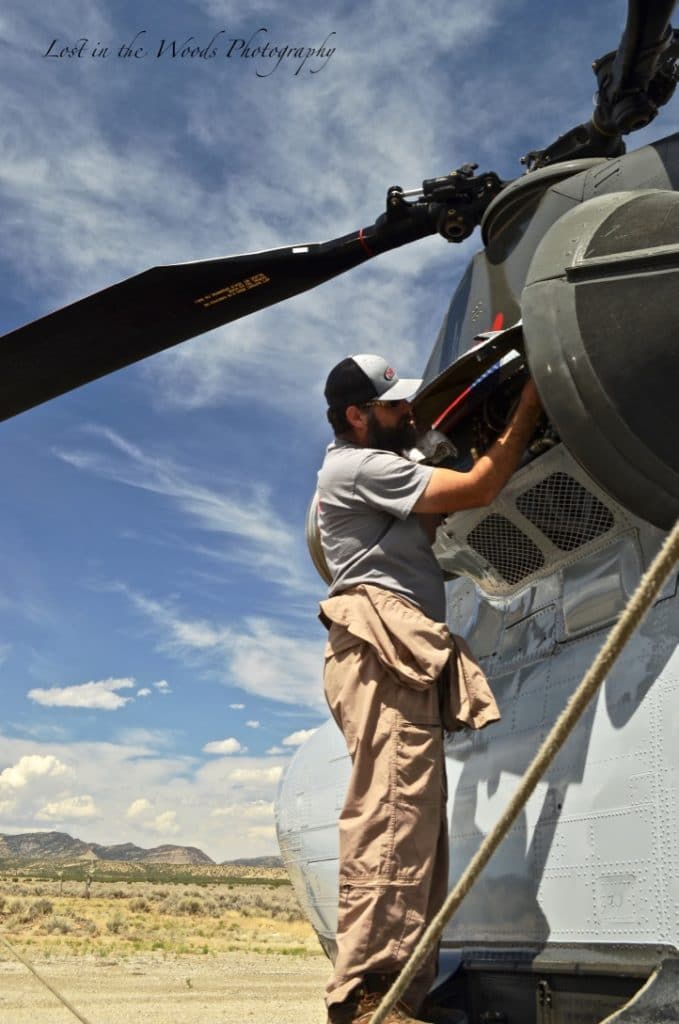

{"left": 279, "top": 464, "right": 678, "bottom": 955}
{"left": 275, "top": 134, "right": 679, "bottom": 1016}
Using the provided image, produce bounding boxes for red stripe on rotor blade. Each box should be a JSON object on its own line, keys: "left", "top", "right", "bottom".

{"left": 358, "top": 228, "right": 375, "bottom": 258}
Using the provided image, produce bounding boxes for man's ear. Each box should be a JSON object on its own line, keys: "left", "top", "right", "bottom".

{"left": 345, "top": 405, "right": 367, "bottom": 431}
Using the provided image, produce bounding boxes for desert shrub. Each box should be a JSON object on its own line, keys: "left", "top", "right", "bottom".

{"left": 129, "top": 897, "right": 150, "bottom": 913}
{"left": 29, "top": 898, "right": 54, "bottom": 917}
{"left": 177, "top": 898, "right": 203, "bottom": 916}
{"left": 158, "top": 895, "right": 180, "bottom": 915}
{"left": 106, "top": 911, "right": 126, "bottom": 934}
{"left": 44, "top": 916, "right": 71, "bottom": 934}
{"left": 222, "top": 893, "right": 245, "bottom": 912}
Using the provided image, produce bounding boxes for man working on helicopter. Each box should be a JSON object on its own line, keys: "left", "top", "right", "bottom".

{"left": 317, "top": 353, "right": 543, "bottom": 1024}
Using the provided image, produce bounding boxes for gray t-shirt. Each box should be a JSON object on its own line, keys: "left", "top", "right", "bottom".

{"left": 317, "top": 439, "right": 446, "bottom": 622}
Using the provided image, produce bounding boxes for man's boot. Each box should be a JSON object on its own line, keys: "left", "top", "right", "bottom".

{"left": 351, "top": 975, "right": 431, "bottom": 1024}
{"left": 352, "top": 992, "right": 433, "bottom": 1024}
{"left": 327, "top": 995, "right": 361, "bottom": 1024}
{"left": 326, "top": 975, "right": 432, "bottom": 1024}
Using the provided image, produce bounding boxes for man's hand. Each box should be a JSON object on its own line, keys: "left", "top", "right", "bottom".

{"left": 413, "top": 374, "right": 544, "bottom": 515}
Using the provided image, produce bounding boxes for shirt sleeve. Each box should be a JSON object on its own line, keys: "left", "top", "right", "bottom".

{"left": 354, "top": 451, "right": 434, "bottom": 520}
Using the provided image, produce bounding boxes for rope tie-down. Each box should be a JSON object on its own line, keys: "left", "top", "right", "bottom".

{"left": 369, "top": 517, "right": 679, "bottom": 1024}
{"left": 0, "top": 931, "right": 96, "bottom": 1024}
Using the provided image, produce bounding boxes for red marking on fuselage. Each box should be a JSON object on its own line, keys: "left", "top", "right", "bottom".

{"left": 492, "top": 312, "right": 504, "bottom": 331}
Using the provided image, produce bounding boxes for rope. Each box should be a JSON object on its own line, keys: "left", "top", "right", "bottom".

{"left": 0, "top": 931, "right": 96, "bottom": 1024}
{"left": 370, "top": 516, "right": 679, "bottom": 1024}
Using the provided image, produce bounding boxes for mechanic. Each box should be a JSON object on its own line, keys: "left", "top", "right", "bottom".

{"left": 317, "top": 353, "right": 543, "bottom": 1024}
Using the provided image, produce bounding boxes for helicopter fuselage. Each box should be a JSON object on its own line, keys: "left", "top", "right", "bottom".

{"left": 277, "top": 133, "right": 679, "bottom": 1023}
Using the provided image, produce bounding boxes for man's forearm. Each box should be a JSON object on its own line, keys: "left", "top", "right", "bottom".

{"left": 468, "top": 395, "right": 543, "bottom": 505}
{"left": 413, "top": 379, "right": 544, "bottom": 515}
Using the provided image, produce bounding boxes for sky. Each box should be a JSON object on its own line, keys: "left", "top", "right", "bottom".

{"left": 0, "top": 0, "right": 675, "bottom": 862}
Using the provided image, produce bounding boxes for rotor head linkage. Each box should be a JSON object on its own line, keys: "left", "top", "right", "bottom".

{"left": 381, "top": 165, "right": 504, "bottom": 243}
{"left": 523, "top": 6, "right": 679, "bottom": 171}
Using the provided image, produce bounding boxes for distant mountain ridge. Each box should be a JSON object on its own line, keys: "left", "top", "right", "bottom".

{"left": 224, "top": 855, "right": 283, "bottom": 868}
{"left": 0, "top": 831, "right": 214, "bottom": 865}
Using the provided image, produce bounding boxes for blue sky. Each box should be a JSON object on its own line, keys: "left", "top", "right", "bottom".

{"left": 0, "top": 0, "right": 674, "bottom": 861}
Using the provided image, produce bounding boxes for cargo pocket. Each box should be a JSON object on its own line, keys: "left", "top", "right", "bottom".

{"left": 391, "top": 717, "right": 444, "bottom": 877}
{"left": 395, "top": 720, "right": 440, "bottom": 802}
{"left": 323, "top": 643, "right": 366, "bottom": 760}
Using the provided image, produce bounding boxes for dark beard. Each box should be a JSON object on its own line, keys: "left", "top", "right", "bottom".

{"left": 366, "top": 409, "right": 417, "bottom": 454}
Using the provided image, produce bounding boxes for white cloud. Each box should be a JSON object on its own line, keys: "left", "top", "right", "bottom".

{"left": 229, "top": 765, "right": 283, "bottom": 786}
{"left": 115, "top": 729, "right": 174, "bottom": 750}
{"left": 245, "top": 720, "right": 260, "bottom": 729}
{"left": 153, "top": 679, "right": 171, "bottom": 694}
{"left": 243, "top": 801, "right": 274, "bottom": 820}
{"left": 282, "top": 728, "right": 318, "bottom": 747}
{"left": 137, "top": 688, "right": 152, "bottom": 697}
{"left": 0, "top": 800, "right": 16, "bottom": 815}
{"left": 247, "top": 825, "right": 276, "bottom": 842}
{"left": 202, "top": 737, "right": 246, "bottom": 756}
{"left": 0, "top": 733, "right": 317, "bottom": 859}
{"left": 126, "top": 798, "right": 152, "bottom": 819}
{"left": 118, "top": 588, "right": 326, "bottom": 710}
{"left": 212, "top": 800, "right": 273, "bottom": 821}
{"left": 228, "top": 620, "right": 324, "bottom": 707}
{"left": 229, "top": 704, "right": 245, "bottom": 710}
{"left": 152, "top": 810, "right": 180, "bottom": 836}
{"left": 27, "top": 677, "right": 135, "bottom": 711}
{"left": 37, "top": 794, "right": 99, "bottom": 820}
{"left": 265, "top": 746, "right": 286, "bottom": 756}
{"left": 0, "top": 755, "right": 71, "bottom": 790}
{"left": 55, "top": 428, "right": 315, "bottom": 594}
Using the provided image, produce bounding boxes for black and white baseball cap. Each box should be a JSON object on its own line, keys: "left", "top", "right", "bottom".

{"left": 324, "top": 354, "right": 422, "bottom": 409}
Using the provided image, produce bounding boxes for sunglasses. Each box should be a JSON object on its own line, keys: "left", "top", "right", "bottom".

{"left": 362, "top": 398, "right": 407, "bottom": 409}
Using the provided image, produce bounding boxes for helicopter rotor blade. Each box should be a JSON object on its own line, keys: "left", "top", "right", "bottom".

{"left": 0, "top": 164, "right": 505, "bottom": 423}
{"left": 0, "top": 226, "right": 408, "bottom": 423}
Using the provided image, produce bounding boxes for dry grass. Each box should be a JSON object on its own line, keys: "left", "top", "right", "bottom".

{"left": 0, "top": 869, "right": 323, "bottom": 959}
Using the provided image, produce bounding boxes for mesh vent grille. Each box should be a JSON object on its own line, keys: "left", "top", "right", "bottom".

{"left": 467, "top": 514, "right": 545, "bottom": 585}
{"left": 516, "top": 473, "right": 614, "bottom": 551}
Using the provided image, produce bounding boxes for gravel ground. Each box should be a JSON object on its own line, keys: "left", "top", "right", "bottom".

{"left": 0, "top": 951, "right": 331, "bottom": 1024}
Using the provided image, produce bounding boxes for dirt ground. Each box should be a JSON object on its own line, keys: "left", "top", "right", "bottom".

{"left": 0, "top": 951, "right": 331, "bottom": 1024}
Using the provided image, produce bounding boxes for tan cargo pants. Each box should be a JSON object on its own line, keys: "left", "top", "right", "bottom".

{"left": 322, "top": 618, "right": 449, "bottom": 1012}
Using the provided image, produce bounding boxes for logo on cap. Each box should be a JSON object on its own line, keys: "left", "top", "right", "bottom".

{"left": 384, "top": 367, "right": 395, "bottom": 381}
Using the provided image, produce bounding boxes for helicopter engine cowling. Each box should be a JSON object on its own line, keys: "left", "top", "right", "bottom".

{"left": 521, "top": 188, "right": 679, "bottom": 529}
